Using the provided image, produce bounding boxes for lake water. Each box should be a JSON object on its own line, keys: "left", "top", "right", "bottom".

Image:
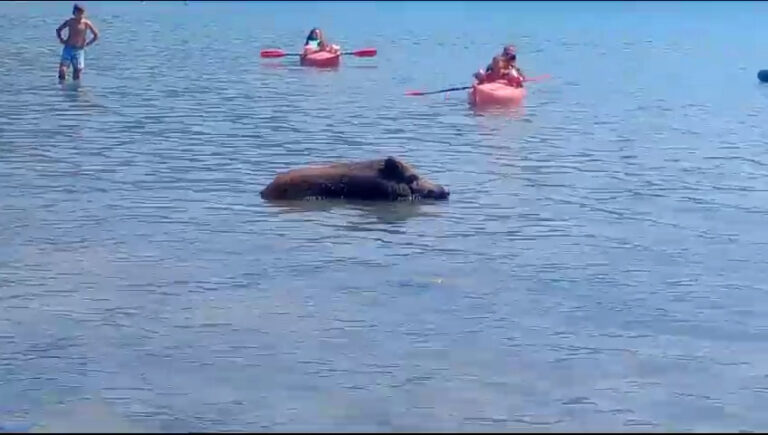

{"left": 3, "top": 0, "right": 768, "bottom": 432}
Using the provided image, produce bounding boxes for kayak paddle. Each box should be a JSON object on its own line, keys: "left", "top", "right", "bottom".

{"left": 405, "top": 74, "right": 552, "bottom": 97}
{"left": 341, "top": 48, "right": 377, "bottom": 57}
{"left": 260, "top": 48, "right": 377, "bottom": 58}
{"left": 405, "top": 86, "right": 471, "bottom": 96}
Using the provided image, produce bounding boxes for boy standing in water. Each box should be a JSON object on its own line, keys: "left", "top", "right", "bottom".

{"left": 56, "top": 3, "right": 99, "bottom": 81}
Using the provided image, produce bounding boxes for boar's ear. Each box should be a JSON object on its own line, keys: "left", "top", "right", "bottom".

{"left": 380, "top": 156, "right": 407, "bottom": 181}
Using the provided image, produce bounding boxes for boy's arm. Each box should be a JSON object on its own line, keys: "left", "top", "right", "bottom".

{"left": 85, "top": 20, "right": 100, "bottom": 46}
{"left": 56, "top": 20, "right": 68, "bottom": 44}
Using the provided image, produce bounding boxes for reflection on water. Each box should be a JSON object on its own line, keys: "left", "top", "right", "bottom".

{"left": 59, "top": 80, "right": 82, "bottom": 93}
{"left": 264, "top": 198, "right": 442, "bottom": 226}
{"left": 58, "top": 82, "right": 114, "bottom": 115}
{"left": 471, "top": 104, "right": 527, "bottom": 119}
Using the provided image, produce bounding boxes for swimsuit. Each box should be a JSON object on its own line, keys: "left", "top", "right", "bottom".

{"left": 60, "top": 45, "right": 85, "bottom": 70}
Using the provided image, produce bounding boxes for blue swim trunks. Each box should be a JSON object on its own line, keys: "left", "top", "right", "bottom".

{"left": 60, "top": 45, "right": 85, "bottom": 70}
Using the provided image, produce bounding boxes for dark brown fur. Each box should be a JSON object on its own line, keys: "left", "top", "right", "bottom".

{"left": 260, "top": 157, "right": 450, "bottom": 201}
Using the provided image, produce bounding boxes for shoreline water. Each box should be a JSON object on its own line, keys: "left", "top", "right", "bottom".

{"left": 2, "top": 1, "right": 768, "bottom": 431}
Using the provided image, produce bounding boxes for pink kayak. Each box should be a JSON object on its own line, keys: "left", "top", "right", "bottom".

{"left": 300, "top": 47, "right": 341, "bottom": 68}
{"left": 468, "top": 81, "right": 526, "bottom": 107}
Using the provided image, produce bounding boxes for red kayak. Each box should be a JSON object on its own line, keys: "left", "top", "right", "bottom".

{"left": 468, "top": 81, "right": 526, "bottom": 108}
{"left": 300, "top": 46, "right": 341, "bottom": 68}
{"left": 260, "top": 46, "right": 376, "bottom": 68}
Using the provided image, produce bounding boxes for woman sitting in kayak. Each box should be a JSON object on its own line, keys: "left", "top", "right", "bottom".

{"left": 303, "top": 28, "right": 340, "bottom": 55}
{"left": 474, "top": 56, "right": 523, "bottom": 88}
{"left": 506, "top": 52, "right": 526, "bottom": 87}
{"left": 474, "top": 45, "right": 525, "bottom": 87}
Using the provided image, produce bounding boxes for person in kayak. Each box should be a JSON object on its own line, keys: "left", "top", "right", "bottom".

{"left": 474, "top": 44, "right": 525, "bottom": 87}
{"left": 56, "top": 3, "right": 99, "bottom": 82}
{"left": 303, "top": 28, "right": 340, "bottom": 54}
{"left": 304, "top": 28, "right": 324, "bottom": 50}
{"left": 506, "top": 52, "right": 526, "bottom": 88}
{"left": 474, "top": 55, "right": 522, "bottom": 87}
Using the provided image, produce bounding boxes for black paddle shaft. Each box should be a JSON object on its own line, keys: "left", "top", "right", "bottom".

{"left": 419, "top": 86, "right": 472, "bottom": 96}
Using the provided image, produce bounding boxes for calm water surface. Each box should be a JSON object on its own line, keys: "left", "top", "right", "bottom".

{"left": 3, "top": 1, "right": 768, "bottom": 432}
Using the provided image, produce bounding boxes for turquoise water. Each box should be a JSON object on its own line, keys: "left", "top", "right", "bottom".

{"left": 3, "top": 0, "right": 768, "bottom": 431}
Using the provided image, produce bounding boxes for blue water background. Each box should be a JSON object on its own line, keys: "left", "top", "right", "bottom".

{"left": 3, "top": 0, "right": 768, "bottom": 431}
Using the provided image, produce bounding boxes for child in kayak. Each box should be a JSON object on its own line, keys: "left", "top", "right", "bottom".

{"left": 303, "top": 28, "right": 340, "bottom": 55}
